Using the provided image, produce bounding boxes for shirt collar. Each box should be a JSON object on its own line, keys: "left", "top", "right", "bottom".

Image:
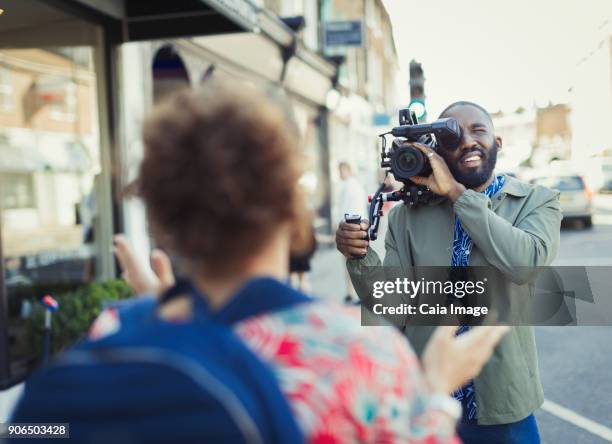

{"left": 483, "top": 174, "right": 505, "bottom": 197}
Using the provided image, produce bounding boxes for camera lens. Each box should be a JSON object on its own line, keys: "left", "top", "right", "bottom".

{"left": 398, "top": 150, "right": 418, "bottom": 171}
{"left": 390, "top": 144, "right": 426, "bottom": 180}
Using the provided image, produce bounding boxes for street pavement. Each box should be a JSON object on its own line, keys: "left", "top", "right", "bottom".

{"left": 310, "top": 194, "right": 612, "bottom": 444}
{"left": 536, "top": 194, "right": 612, "bottom": 444}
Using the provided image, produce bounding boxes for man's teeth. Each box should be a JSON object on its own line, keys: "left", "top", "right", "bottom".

{"left": 464, "top": 155, "right": 481, "bottom": 162}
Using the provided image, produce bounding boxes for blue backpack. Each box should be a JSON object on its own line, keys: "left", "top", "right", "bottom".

{"left": 12, "top": 278, "right": 311, "bottom": 444}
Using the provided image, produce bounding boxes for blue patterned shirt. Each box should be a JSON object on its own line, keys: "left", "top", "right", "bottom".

{"left": 451, "top": 174, "right": 505, "bottom": 420}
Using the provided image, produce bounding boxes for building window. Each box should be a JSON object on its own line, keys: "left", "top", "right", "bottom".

{"left": 0, "top": 174, "right": 35, "bottom": 209}
{"left": 0, "top": 67, "right": 14, "bottom": 112}
{"left": 49, "top": 81, "right": 77, "bottom": 122}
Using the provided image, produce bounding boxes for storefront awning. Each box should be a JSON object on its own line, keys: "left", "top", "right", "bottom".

{"left": 124, "top": 0, "right": 260, "bottom": 41}
{"left": 0, "top": 0, "right": 263, "bottom": 47}
{"left": 71, "top": 0, "right": 337, "bottom": 104}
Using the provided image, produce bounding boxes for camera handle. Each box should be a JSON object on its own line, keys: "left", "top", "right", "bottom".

{"left": 367, "top": 182, "right": 403, "bottom": 241}
{"left": 367, "top": 181, "right": 432, "bottom": 241}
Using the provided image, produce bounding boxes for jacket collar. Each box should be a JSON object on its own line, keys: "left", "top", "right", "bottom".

{"left": 499, "top": 174, "right": 530, "bottom": 197}
{"left": 432, "top": 173, "right": 529, "bottom": 207}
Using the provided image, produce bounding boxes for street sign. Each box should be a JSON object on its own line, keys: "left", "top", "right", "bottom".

{"left": 323, "top": 21, "right": 363, "bottom": 48}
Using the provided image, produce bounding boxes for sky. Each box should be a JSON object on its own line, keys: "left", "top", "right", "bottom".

{"left": 383, "top": 0, "right": 612, "bottom": 117}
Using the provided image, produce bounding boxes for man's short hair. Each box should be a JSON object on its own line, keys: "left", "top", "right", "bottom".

{"left": 438, "top": 101, "right": 493, "bottom": 126}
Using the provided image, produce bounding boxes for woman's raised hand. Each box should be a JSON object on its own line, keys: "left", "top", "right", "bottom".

{"left": 113, "top": 234, "right": 175, "bottom": 296}
{"left": 422, "top": 325, "right": 510, "bottom": 395}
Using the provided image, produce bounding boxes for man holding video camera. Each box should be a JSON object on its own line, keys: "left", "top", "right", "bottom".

{"left": 336, "top": 101, "right": 562, "bottom": 444}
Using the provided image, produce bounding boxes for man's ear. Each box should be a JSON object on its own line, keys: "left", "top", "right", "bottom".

{"left": 495, "top": 135, "right": 503, "bottom": 151}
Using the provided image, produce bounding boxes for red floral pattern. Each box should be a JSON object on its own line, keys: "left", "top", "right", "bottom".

{"left": 236, "top": 303, "right": 461, "bottom": 444}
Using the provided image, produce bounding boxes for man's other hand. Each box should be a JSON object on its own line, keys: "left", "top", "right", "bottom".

{"left": 336, "top": 219, "right": 370, "bottom": 259}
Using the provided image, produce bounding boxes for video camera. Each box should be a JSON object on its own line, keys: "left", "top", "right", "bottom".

{"left": 367, "top": 109, "right": 463, "bottom": 240}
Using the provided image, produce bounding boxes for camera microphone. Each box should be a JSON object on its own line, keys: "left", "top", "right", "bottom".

{"left": 391, "top": 118, "right": 462, "bottom": 149}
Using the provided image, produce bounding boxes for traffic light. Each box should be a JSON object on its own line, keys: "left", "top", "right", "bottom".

{"left": 409, "top": 59, "right": 426, "bottom": 120}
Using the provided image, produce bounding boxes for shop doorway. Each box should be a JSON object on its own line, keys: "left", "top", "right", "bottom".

{"left": 152, "top": 45, "right": 191, "bottom": 104}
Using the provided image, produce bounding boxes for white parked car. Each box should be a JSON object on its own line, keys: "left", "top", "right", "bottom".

{"left": 531, "top": 175, "right": 593, "bottom": 228}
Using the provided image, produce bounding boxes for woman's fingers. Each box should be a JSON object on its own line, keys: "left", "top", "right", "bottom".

{"left": 457, "top": 326, "right": 510, "bottom": 368}
{"left": 481, "top": 325, "right": 510, "bottom": 350}
{"left": 150, "top": 249, "right": 175, "bottom": 291}
{"left": 431, "top": 325, "right": 456, "bottom": 342}
{"left": 113, "top": 233, "right": 160, "bottom": 296}
{"left": 113, "top": 235, "right": 134, "bottom": 273}
{"left": 422, "top": 324, "right": 510, "bottom": 395}
{"left": 463, "top": 326, "right": 509, "bottom": 348}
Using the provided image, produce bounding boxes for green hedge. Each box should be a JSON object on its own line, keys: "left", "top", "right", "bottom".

{"left": 25, "top": 279, "right": 134, "bottom": 357}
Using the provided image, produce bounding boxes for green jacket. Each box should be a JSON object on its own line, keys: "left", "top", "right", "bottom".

{"left": 347, "top": 174, "right": 562, "bottom": 425}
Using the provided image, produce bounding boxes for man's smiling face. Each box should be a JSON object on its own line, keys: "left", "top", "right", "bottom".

{"left": 438, "top": 104, "right": 502, "bottom": 189}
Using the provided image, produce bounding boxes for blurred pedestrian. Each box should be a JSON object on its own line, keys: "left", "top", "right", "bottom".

{"left": 337, "top": 162, "right": 367, "bottom": 303}
{"left": 338, "top": 162, "right": 368, "bottom": 217}
{"left": 289, "top": 227, "right": 317, "bottom": 291}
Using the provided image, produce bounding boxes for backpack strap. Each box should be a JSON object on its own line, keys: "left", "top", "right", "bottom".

{"left": 158, "top": 276, "right": 313, "bottom": 326}
{"left": 212, "top": 277, "right": 312, "bottom": 325}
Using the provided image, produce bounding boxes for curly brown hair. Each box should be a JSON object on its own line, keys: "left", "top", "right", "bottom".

{"left": 138, "top": 80, "right": 313, "bottom": 276}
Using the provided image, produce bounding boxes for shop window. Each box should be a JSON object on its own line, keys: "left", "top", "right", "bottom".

{"left": 292, "top": 101, "right": 329, "bottom": 230}
{"left": 1, "top": 45, "right": 112, "bottom": 386}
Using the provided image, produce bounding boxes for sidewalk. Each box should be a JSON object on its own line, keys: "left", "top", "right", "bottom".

{"left": 309, "top": 230, "right": 387, "bottom": 303}
{"left": 309, "top": 246, "right": 346, "bottom": 303}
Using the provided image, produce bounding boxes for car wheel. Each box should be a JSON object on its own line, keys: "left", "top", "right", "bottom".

{"left": 583, "top": 216, "right": 593, "bottom": 228}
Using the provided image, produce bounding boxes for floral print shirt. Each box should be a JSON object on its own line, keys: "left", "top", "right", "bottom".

{"left": 235, "top": 302, "right": 459, "bottom": 444}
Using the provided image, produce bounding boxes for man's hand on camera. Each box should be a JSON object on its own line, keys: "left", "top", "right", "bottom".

{"left": 409, "top": 143, "right": 466, "bottom": 202}
{"left": 336, "top": 219, "right": 370, "bottom": 259}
